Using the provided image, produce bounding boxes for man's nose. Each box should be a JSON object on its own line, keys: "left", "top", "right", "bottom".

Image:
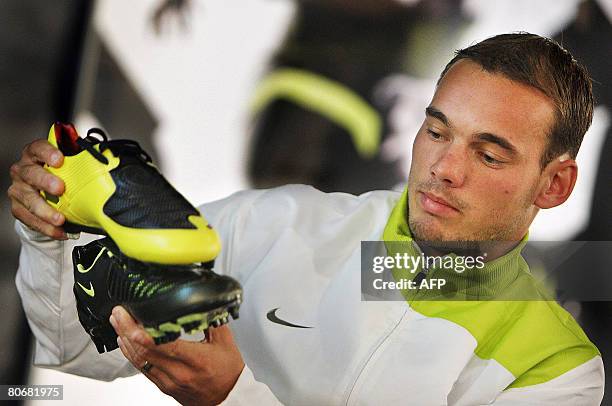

{"left": 430, "top": 146, "right": 466, "bottom": 187}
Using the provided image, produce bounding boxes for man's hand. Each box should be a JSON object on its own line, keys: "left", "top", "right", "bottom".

{"left": 109, "top": 306, "right": 245, "bottom": 406}
{"left": 7, "top": 139, "right": 67, "bottom": 239}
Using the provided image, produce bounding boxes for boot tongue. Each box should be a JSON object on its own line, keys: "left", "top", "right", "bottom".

{"left": 52, "top": 122, "right": 82, "bottom": 155}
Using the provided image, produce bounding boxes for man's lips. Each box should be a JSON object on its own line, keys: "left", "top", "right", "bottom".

{"left": 418, "top": 191, "right": 460, "bottom": 217}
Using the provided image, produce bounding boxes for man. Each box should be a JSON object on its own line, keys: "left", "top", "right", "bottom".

{"left": 8, "top": 33, "right": 604, "bottom": 404}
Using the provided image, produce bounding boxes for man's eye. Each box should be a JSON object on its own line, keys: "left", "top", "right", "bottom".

{"left": 481, "top": 152, "right": 502, "bottom": 165}
{"left": 427, "top": 129, "right": 442, "bottom": 140}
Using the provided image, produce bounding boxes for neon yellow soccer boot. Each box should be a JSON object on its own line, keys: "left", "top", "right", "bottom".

{"left": 43, "top": 122, "right": 221, "bottom": 265}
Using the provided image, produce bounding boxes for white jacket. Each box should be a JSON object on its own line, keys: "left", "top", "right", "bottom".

{"left": 15, "top": 185, "right": 604, "bottom": 405}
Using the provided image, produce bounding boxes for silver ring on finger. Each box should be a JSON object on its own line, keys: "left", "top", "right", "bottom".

{"left": 141, "top": 360, "right": 154, "bottom": 373}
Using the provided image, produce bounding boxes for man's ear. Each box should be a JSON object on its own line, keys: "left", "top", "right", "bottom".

{"left": 534, "top": 154, "right": 578, "bottom": 209}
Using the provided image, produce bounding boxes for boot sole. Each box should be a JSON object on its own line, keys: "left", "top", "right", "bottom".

{"left": 77, "top": 293, "right": 242, "bottom": 353}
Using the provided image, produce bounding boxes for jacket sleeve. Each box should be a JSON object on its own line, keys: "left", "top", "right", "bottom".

{"left": 13, "top": 188, "right": 277, "bottom": 387}
{"left": 220, "top": 364, "right": 283, "bottom": 405}
{"left": 490, "top": 356, "right": 604, "bottom": 406}
{"left": 14, "top": 220, "right": 138, "bottom": 381}
{"left": 15, "top": 188, "right": 286, "bottom": 400}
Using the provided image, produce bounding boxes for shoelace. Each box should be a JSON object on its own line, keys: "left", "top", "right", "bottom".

{"left": 76, "top": 128, "right": 153, "bottom": 165}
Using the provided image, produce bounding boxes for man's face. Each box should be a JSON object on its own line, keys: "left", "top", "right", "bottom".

{"left": 407, "top": 59, "right": 556, "bottom": 243}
